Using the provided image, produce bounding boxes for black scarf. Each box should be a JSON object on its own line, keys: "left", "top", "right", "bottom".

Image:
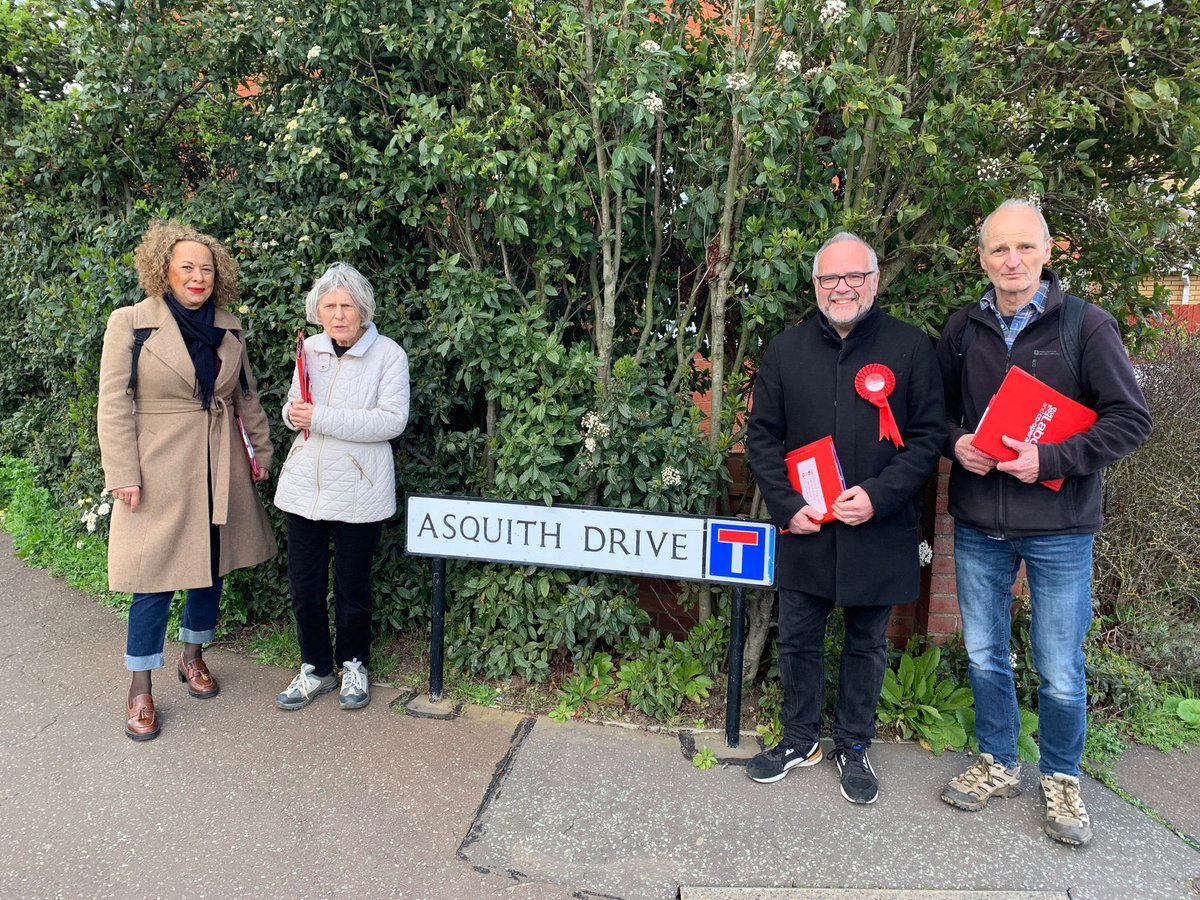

{"left": 164, "top": 292, "right": 225, "bottom": 409}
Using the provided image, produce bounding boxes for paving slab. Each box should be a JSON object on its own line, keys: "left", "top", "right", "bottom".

{"left": 1114, "top": 746, "right": 1200, "bottom": 846}
{"left": 463, "top": 720, "right": 1200, "bottom": 900}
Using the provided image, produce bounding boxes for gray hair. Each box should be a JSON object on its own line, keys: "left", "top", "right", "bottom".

{"left": 304, "top": 262, "right": 376, "bottom": 325}
{"left": 978, "top": 199, "right": 1051, "bottom": 248}
{"left": 812, "top": 231, "right": 879, "bottom": 276}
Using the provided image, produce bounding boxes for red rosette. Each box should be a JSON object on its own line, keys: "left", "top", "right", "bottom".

{"left": 855, "top": 363, "right": 904, "bottom": 448}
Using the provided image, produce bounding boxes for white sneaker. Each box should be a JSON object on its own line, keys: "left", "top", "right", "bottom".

{"left": 275, "top": 663, "right": 338, "bottom": 711}
{"left": 339, "top": 659, "right": 370, "bottom": 710}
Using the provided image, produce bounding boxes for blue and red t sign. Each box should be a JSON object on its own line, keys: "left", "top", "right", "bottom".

{"left": 704, "top": 518, "right": 776, "bottom": 587}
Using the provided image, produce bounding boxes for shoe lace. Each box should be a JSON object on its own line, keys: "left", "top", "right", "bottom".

{"left": 952, "top": 755, "right": 996, "bottom": 791}
{"left": 342, "top": 661, "right": 367, "bottom": 694}
{"left": 840, "top": 745, "right": 869, "bottom": 773}
{"left": 286, "top": 667, "right": 318, "bottom": 699}
{"left": 1044, "top": 776, "right": 1087, "bottom": 823}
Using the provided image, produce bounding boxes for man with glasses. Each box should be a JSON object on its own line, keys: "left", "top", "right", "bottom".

{"left": 746, "top": 232, "right": 944, "bottom": 803}
{"left": 937, "top": 199, "right": 1151, "bottom": 845}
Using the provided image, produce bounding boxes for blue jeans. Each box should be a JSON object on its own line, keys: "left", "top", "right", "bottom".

{"left": 125, "top": 527, "right": 222, "bottom": 672}
{"left": 777, "top": 589, "right": 892, "bottom": 751}
{"left": 953, "top": 522, "right": 1093, "bottom": 776}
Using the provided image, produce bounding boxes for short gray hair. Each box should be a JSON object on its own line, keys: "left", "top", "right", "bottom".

{"left": 304, "top": 262, "right": 376, "bottom": 325}
{"left": 812, "top": 231, "right": 879, "bottom": 276}
{"left": 978, "top": 199, "right": 1051, "bottom": 248}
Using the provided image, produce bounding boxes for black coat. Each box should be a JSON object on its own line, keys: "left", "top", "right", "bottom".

{"left": 936, "top": 267, "right": 1152, "bottom": 537}
{"left": 747, "top": 303, "right": 946, "bottom": 606}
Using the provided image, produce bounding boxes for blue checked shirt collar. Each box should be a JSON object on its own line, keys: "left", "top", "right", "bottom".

{"left": 979, "top": 279, "right": 1049, "bottom": 349}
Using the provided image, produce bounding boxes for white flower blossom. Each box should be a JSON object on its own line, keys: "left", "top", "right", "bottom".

{"left": 1026, "top": 193, "right": 1043, "bottom": 210}
{"left": 62, "top": 81, "right": 83, "bottom": 96}
{"left": 298, "top": 235, "right": 312, "bottom": 243}
{"left": 1088, "top": 196, "right": 1112, "bottom": 219}
{"left": 918, "top": 540, "right": 933, "bottom": 566}
{"left": 581, "top": 411, "right": 610, "bottom": 437}
{"left": 775, "top": 49, "right": 803, "bottom": 75}
{"left": 306, "top": 45, "right": 321, "bottom": 61}
{"left": 819, "top": 0, "right": 848, "bottom": 27}
{"left": 660, "top": 466, "right": 683, "bottom": 488}
{"left": 76, "top": 540, "right": 85, "bottom": 550}
{"left": 976, "top": 157, "right": 1003, "bottom": 180}
{"left": 274, "top": 15, "right": 286, "bottom": 24}
{"left": 1027, "top": 25, "right": 1042, "bottom": 38}
{"left": 803, "top": 66, "right": 822, "bottom": 81}
{"left": 584, "top": 436, "right": 598, "bottom": 454}
{"left": 337, "top": 116, "right": 347, "bottom": 125}
{"left": 726, "top": 71, "right": 752, "bottom": 91}
{"left": 642, "top": 91, "right": 665, "bottom": 115}
{"left": 97, "top": 502, "right": 111, "bottom": 516}
{"left": 339, "top": 171, "right": 349, "bottom": 181}
{"left": 638, "top": 39, "right": 661, "bottom": 54}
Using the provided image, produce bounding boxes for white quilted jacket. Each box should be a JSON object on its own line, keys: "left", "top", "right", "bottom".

{"left": 274, "top": 324, "right": 410, "bottom": 523}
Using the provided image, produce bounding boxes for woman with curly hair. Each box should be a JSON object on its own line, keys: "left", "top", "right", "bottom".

{"left": 98, "top": 219, "right": 277, "bottom": 741}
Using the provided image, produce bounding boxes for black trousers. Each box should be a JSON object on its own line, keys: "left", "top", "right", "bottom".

{"left": 777, "top": 589, "right": 892, "bottom": 751}
{"left": 286, "top": 512, "right": 384, "bottom": 677}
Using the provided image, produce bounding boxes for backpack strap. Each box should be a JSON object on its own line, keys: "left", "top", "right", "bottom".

{"left": 126, "top": 327, "right": 155, "bottom": 395}
{"left": 227, "top": 329, "right": 253, "bottom": 399}
{"left": 1058, "top": 293, "right": 1086, "bottom": 392}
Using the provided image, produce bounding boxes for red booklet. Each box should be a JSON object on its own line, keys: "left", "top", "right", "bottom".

{"left": 784, "top": 435, "right": 846, "bottom": 525}
{"left": 970, "top": 365, "right": 1097, "bottom": 491}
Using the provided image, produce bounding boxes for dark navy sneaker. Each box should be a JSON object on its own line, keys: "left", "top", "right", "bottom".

{"left": 745, "top": 741, "right": 823, "bottom": 783}
{"left": 834, "top": 743, "right": 879, "bottom": 804}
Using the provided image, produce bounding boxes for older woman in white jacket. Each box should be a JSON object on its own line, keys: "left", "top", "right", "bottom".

{"left": 274, "top": 262, "right": 409, "bottom": 712}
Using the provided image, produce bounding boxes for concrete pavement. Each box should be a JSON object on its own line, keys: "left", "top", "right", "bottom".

{"left": 2, "top": 531, "right": 1199, "bottom": 899}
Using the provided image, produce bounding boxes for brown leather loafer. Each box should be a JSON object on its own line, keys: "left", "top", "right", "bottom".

{"left": 125, "top": 693, "right": 160, "bottom": 741}
{"left": 177, "top": 655, "right": 219, "bottom": 699}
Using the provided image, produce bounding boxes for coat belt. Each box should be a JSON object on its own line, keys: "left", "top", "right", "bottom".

{"left": 133, "top": 397, "right": 235, "bottom": 526}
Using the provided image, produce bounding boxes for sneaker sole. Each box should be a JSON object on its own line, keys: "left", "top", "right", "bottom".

{"left": 1044, "top": 824, "right": 1092, "bottom": 846}
{"left": 839, "top": 784, "right": 879, "bottom": 804}
{"left": 940, "top": 783, "right": 1021, "bottom": 812}
{"left": 747, "top": 748, "right": 823, "bottom": 784}
{"left": 339, "top": 695, "right": 370, "bottom": 710}
{"left": 275, "top": 683, "right": 336, "bottom": 711}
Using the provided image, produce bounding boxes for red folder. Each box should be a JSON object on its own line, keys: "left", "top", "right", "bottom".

{"left": 784, "top": 435, "right": 846, "bottom": 525}
{"left": 970, "top": 365, "right": 1097, "bottom": 491}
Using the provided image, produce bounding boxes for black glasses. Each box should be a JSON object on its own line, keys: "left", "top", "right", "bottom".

{"left": 815, "top": 271, "right": 875, "bottom": 289}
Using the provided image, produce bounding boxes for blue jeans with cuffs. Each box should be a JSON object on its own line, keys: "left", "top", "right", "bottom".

{"left": 124, "top": 525, "right": 221, "bottom": 672}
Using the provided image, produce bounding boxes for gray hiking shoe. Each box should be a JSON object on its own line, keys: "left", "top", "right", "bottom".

{"left": 941, "top": 752, "right": 1022, "bottom": 811}
{"left": 339, "top": 659, "right": 370, "bottom": 710}
{"left": 275, "top": 663, "right": 338, "bottom": 710}
{"left": 1041, "top": 772, "right": 1093, "bottom": 846}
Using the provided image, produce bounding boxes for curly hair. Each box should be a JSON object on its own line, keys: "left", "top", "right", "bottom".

{"left": 133, "top": 219, "right": 239, "bottom": 306}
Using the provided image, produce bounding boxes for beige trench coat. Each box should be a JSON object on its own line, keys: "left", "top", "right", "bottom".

{"left": 97, "top": 296, "right": 277, "bottom": 593}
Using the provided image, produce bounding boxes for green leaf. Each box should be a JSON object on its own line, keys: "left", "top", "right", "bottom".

{"left": 1176, "top": 699, "right": 1200, "bottom": 725}
{"left": 1128, "top": 90, "right": 1154, "bottom": 110}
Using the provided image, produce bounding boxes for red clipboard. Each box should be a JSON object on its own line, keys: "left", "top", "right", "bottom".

{"left": 295, "top": 329, "right": 312, "bottom": 440}
{"left": 236, "top": 415, "right": 262, "bottom": 480}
